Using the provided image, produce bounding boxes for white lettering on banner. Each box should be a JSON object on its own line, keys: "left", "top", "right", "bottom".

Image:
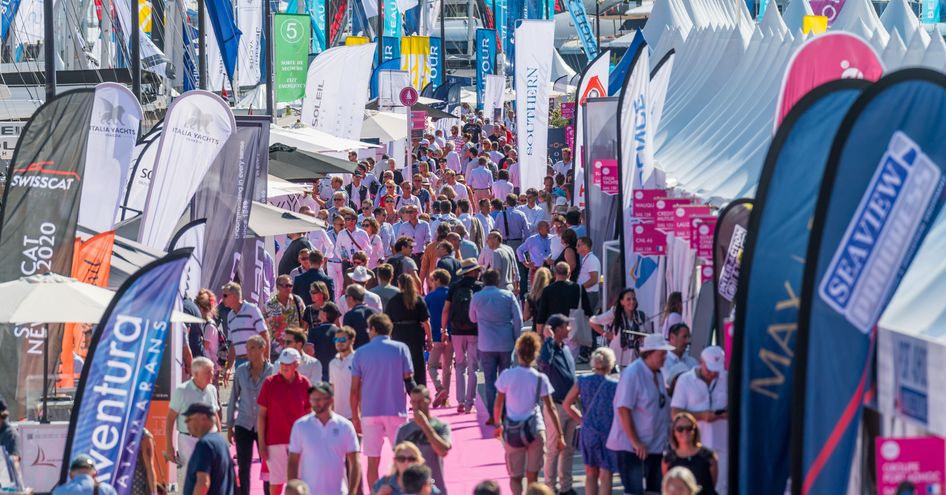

{"left": 0, "top": 121, "right": 24, "bottom": 161}
{"left": 429, "top": 43, "right": 440, "bottom": 82}
{"left": 819, "top": 131, "right": 944, "bottom": 333}
{"left": 717, "top": 224, "right": 747, "bottom": 302}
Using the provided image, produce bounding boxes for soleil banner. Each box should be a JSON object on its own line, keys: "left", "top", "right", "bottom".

{"left": 475, "top": 29, "right": 496, "bottom": 110}
{"left": 793, "top": 69, "right": 946, "bottom": 495}
{"left": 514, "top": 20, "right": 554, "bottom": 192}
{"left": 572, "top": 49, "right": 610, "bottom": 208}
{"left": 61, "top": 250, "right": 191, "bottom": 492}
{"left": 303, "top": 43, "right": 376, "bottom": 139}
{"left": 729, "top": 80, "right": 868, "bottom": 495}
{"left": 274, "top": 14, "right": 311, "bottom": 103}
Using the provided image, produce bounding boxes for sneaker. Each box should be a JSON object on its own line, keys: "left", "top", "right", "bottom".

{"left": 433, "top": 389, "right": 449, "bottom": 408}
{"left": 485, "top": 417, "right": 496, "bottom": 426}
{"left": 456, "top": 404, "right": 465, "bottom": 413}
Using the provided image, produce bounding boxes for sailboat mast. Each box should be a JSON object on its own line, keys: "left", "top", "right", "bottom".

{"left": 44, "top": 0, "right": 56, "bottom": 99}
{"left": 132, "top": 0, "right": 142, "bottom": 97}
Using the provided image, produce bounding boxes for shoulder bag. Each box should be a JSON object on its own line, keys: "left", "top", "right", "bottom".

{"left": 502, "top": 374, "right": 543, "bottom": 449}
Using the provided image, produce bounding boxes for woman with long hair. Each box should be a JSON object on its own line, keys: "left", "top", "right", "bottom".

{"left": 387, "top": 274, "right": 433, "bottom": 386}
{"left": 194, "top": 289, "right": 221, "bottom": 381}
{"left": 523, "top": 267, "right": 552, "bottom": 322}
{"left": 554, "top": 229, "right": 580, "bottom": 282}
{"left": 662, "top": 413, "right": 718, "bottom": 495}
{"left": 362, "top": 217, "right": 386, "bottom": 269}
{"left": 372, "top": 442, "right": 436, "bottom": 495}
{"left": 590, "top": 288, "right": 648, "bottom": 367}
{"left": 660, "top": 292, "right": 684, "bottom": 339}
{"left": 301, "top": 281, "right": 331, "bottom": 331}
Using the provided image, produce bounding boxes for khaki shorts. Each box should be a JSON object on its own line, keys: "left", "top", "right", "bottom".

{"left": 504, "top": 430, "right": 546, "bottom": 477}
{"left": 267, "top": 444, "right": 290, "bottom": 485}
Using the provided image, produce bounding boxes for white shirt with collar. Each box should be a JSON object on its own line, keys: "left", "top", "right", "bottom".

{"left": 517, "top": 204, "right": 545, "bottom": 233}
{"left": 671, "top": 368, "right": 728, "bottom": 452}
{"left": 445, "top": 151, "right": 462, "bottom": 173}
{"left": 330, "top": 352, "right": 357, "bottom": 418}
{"left": 335, "top": 228, "right": 370, "bottom": 261}
{"left": 288, "top": 412, "right": 360, "bottom": 495}
{"left": 552, "top": 160, "right": 572, "bottom": 177}
{"left": 468, "top": 166, "right": 494, "bottom": 190}
{"left": 507, "top": 162, "right": 521, "bottom": 188}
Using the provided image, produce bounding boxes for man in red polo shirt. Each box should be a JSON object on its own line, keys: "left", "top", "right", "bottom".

{"left": 257, "top": 348, "right": 311, "bottom": 495}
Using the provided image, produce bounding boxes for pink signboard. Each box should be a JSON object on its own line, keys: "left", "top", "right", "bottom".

{"left": 876, "top": 436, "right": 945, "bottom": 495}
{"left": 565, "top": 125, "right": 574, "bottom": 150}
{"left": 692, "top": 215, "right": 717, "bottom": 260}
{"left": 673, "top": 205, "right": 712, "bottom": 241}
{"left": 632, "top": 222, "right": 666, "bottom": 256}
{"left": 600, "top": 160, "right": 618, "bottom": 195}
{"left": 655, "top": 197, "right": 692, "bottom": 232}
{"left": 411, "top": 110, "right": 427, "bottom": 130}
{"left": 808, "top": 0, "right": 846, "bottom": 26}
{"left": 561, "top": 102, "right": 575, "bottom": 120}
{"left": 633, "top": 189, "right": 664, "bottom": 222}
{"left": 722, "top": 317, "right": 732, "bottom": 369}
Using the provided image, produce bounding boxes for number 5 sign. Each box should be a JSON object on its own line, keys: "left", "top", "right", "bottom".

{"left": 274, "top": 14, "right": 310, "bottom": 103}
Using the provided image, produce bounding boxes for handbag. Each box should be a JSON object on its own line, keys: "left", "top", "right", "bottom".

{"left": 569, "top": 285, "right": 594, "bottom": 347}
{"left": 571, "top": 377, "right": 607, "bottom": 450}
{"left": 502, "top": 375, "right": 543, "bottom": 449}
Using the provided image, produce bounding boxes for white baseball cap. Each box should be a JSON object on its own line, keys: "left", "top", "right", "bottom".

{"left": 278, "top": 348, "right": 301, "bottom": 365}
{"left": 639, "top": 334, "right": 675, "bottom": 352}
{"left": 701, "top": 346, "right": 726, "bottom": 372}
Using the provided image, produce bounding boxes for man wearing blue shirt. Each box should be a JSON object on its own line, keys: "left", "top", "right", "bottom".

{"left": 183, "top": 403, "right": 235, "bottom": 495}
{"left": 515, "top": 220, "right": 553, "bottom": 275}
{"left": 53, "top": 455, "right": 118, "bottom": 495}
{"left": 494, "top": 194, "right": 531, "bottom": 251}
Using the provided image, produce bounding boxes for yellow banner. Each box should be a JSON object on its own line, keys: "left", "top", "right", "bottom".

{"left": 802, "top": 15, "right": 828, "bottom": 34}
{"left": 400, "top": 36, "right": 431, "bottom": 90}
{"left": 346, "top": 36, "right": 370, "bottom": 45}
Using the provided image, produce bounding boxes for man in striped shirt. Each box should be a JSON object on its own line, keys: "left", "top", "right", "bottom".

{"left": 224, "top": 282, "right": 271, "bottom": 371}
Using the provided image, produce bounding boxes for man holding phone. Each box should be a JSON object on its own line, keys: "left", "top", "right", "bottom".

{"left": 671, "top": 346, "right": 728, "bottom": 495}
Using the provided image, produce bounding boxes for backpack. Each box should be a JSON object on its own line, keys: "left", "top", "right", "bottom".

{"left": 449, "top": 282, "right": 477, "bottom": 331}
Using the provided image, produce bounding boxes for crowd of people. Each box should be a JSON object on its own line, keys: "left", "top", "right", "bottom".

{"left": 60, "top": 112, "right": 727, "bottom": 495}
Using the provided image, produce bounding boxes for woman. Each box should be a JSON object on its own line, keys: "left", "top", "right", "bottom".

{"left": 494, "top": 333, "right": 566, "bottom": 495}
{"left": 301, "top": 281, "right": 331, "bottom": 331}
{"left": 362, "top": 217, "right": 386, "bottom": 269}
{"left": 562, "top": 348, "right": 619, "bottom": 495}
{"left": 662, "top": 413, "right": 718, "bottom": 495}
{"left": 662, "top": 467, "right": 701, "bottom": 495}
{"left": 194, "top": 289, "right": 222, "bottom": 382}
{"left": 590, "top": 288, "right": 648, "bottom": 367}
{"left": 660, "top": 291, "right": 684, "bottom": 339}
{"left": 131, "top": 429, "right": 160, "bottom": 495}
{"left": 554, "top": 228, "right": 580, "bottom": 282}
{"left": 387, "top": 274, "right": 433, "bottom": 386}
{"left": 523, "top": 267, "right": 552, "bottom": 322}
{"left": 372, "top": 441, "right": 441, "bottom": 495}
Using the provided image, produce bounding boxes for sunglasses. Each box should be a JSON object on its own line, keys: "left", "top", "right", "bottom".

{"left": 674, "top": 425, "right": 694, "bottom": 433}
{"left": 334, "top": 337, "right": 348, "bottom": 343}
{"left": 334, "top": 198, "right": 345, "bottom": 202}
{"left": 279, "top": 284, "right": 292, "bottom": 288}
{"left": 395, "top": 455, "right": 417, "bottom": 463}
{"left": 362, "top": 223, "right": 371, "bottom": 228}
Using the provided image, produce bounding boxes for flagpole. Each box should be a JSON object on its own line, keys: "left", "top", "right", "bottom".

{"left": 198, "top": 0, "right": 208, "bottom": 89}
{"left": 132, "top": 0, "right": 142, "bottom": 99}
{"left": 265, "top": 0, "right": 274, "bottom": 115}
{"left": 377, "top": 1, "right": 383, "bottom": 65}
{"left": 43, "top": 0, "right": 55, "bottom": 100}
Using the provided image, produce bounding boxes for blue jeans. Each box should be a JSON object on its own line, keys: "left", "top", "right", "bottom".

{"left": 479, "top": 350, "right": 512, "bottom": 416}
{"left": 616, "top": 451, "right": 663, "bottom": 494}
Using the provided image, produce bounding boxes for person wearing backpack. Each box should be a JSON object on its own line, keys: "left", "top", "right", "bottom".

{"left": 388, "top": 236, "right": 423, "bottom": 290}
{"left": 441, "top": 258, "right": 483, "bottom": 414}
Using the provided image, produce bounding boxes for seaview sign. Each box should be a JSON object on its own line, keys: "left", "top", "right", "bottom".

{"left": 818, "top": 131, "right": 944, "bottom": 333}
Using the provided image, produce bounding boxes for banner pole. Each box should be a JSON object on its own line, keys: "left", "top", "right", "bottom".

{"left": 198, "top": 0, "right": 208, "bottom": 89}
{"left": 43, "top": 0, "right": 55, "bottom": 100}
{"left": 377, "top": 1, "right": 383, "bottom": 65}
{"left": 265, "top": 2, "right": 274, "bottom": 115}
{"left": 132, "top": 0, "right": 141, "bottom": 98}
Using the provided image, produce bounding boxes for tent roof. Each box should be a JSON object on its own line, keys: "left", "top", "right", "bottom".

{"left": 269, "top": 144, "right": 358, "bottom": 180}
{"left": 362, "top": 110, "right": 409, "bottom": 142}
{"left": 782, "top": 0, "right": 813, "bottom": 32}
{"left": 248, "top": 201, "right": 325, "bottom": 236}
{"left": 269, "top": 125, "right": 377, "bottom": 154}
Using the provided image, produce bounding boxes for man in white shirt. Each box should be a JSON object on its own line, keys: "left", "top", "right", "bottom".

{"left": 166, "top": 357, "right": 220, "bottom": 468}
{"left": 443, "top": 142, "right": 462, "bottom": 173}
{"left": 492, "top": 170, "right": 514, "bottom": 200}
{"left": 329, "top": 326, "right": 357, "bottom": 419}
{"left": 662, "top": 323, "right": 698, "bottom": 388}
{"left": 467, "top": 158, "right": 495, "bottom": 204}
{"left": 671, "top": 346, "right": 728, "bottom": 495}
{"left": 552, "top": 148, "right": 572, "bottom": 178}
{"left": 516, "top": 189, "right": 546, "bottom": 234}
{"left": 576, "top": 236, "right": 601, "bottom": 312}
{"left": 443, "top": 170, "right": 470, "bottom": 203}
{"left": 288, "top": 382, "right": 361, "bottom": 495}
{"left": 475, "top": 199, "right": 495, "bottom": 234}
{"left": 507, "top": 156, "right": 521, "bottom": 191}
{"left": 335, "top": 208, "right": 371, "bottom": 265}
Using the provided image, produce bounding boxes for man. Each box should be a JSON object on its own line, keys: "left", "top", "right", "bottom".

{"left": 475, "top": 198, "right": 496, "bottom": 234}
{"left": 606, "top": 334, "right": 675, "bottom": 495}
{"left": 222, "top": 282, "right": 270, "bottom": 368}
{"left": 278, "top": 232, "right": 314, "bottom": 276}
{"left": 369, "top": 263, "right": 401, "bottom": 310}
{"left": 565, "top": 209, "right": 586, "bottom": 238}
{"left": 264, "top": 275, "right": 306, "bottom": 359}
{"left": 576, "top": 236, "right": 602, "bottom": 312}
{"left": 396, "top": 205, "right": 432, "bottom": 265}
{"left": 516, "top": 189, "right": 547, "bottom": 234}
{"left": 492, "top": 170, "right": 514, "bottom": 200}
{"left": 335, "top": 208, "right": 371, "bottom": 275}
{"left": 397, "top": 386, "right": 452, "bottom": 493}
{"left": 344, "top": 171, "right": 369, "bottom": 209}
{"left": 227, "top": 336, "right": 274, "bottom": 495}
{"left": 373, "top": 208, "right": 396, "bottom": 256}
{"left": 486, "top": 232, "right": 519, "bottom": 294}
{"left": 183, "top": 403, "right": 235, "bottom": 495}
{"left": 442, "top": 259, "right": 483, "bottom": 413}
{"left": 431, "top": 200, "right": 459, "bottom": 233}
{"left": 507, "top": 154, "right": 520, "bottom": 192}
{"left": 284, "top": 328, "right": 323, "bottom": 384}
{"left": 0, "top": 399, "right": 18, "bottom": 459}
{"left": 53, "top": 455, "right": 118, "bottom": 495}
{"left": 469, "top": 269, "right": 522, "bottom": 424}
{"left": 535, "top": 262, "right": 592, "bottom": 336}
{"left": 166, "top": 357, "right": 220, "bottom": 470}
{"left": 495, "top": 194, "right": 530, "bottom": 251}
{"left": 300, "top": 209, "right": 335, "bottom": 260}
{"left": 552, "top": 148, "right": 572, "bottom": 178}
{"left": 327, "top": 192, "right": 348, "bottom": 218}
{"left": 421, "top": 224, "right": 453, "bottom": 286}
{"left": 395, "top": 181, "right": 422, "bottom": 212}
{"left": 341, "top": 283, "right": 381, "bottom": 346}
{"left": 671, "top": 346, "right": 729, "bottom": 495}
{"left": 443, "top": 141, "right": 462, "bottom": 173}
{"left": 537, "top": 315, "right": 578, "bottom": 495}
{"left": 467, "top": 158, "right": 494, "bottom": 203}
{"left": 662, "top": 323, "right": 698, "bottom": 387}
{"left": 435, "top": 241, "right": 462, "bottom": 281}
{"left": 350, "top": 314, "right": 415, "bottom": 487}
{"left": 401, "top": 465, "right": 434, "bottom": 495}
{"left": 292, "top": 250, "right": 336, "bottom": 306}
{"left": 257, "top": 348, "right": 313, "bottom": 495}
{"left": 287, "top": 248, "right": 311, "bottom": 280}
{"left": 329, "top": 326, "right": 358, "bottom": 419}
{"left": 288, "top": 382, "right": 361, "bottom": 495}
{"left": 388, "top": 236, "right": 423, "bottom": 288}
{"left": 515, "top": 220, "right": 552, "bottom": 281}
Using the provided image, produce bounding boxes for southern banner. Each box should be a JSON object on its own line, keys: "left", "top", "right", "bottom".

{"left": 564, "top": 0, "right": 596, "bottom": 61}
{"left": 302, "top": 43, "right": 376, "bottom": 139}
{"left": 794, "top": 70, "right": 946, "bottom": 495}
{"left": 274, "top": 14, "right": 311, "bottom": 103}
{"left": 776, "top": 32, "right": 882, "bottom": 128}
{"left": 401, "top": 36, "right": 431, "bottom": 90}
{"left": 572, "top": 49, "right": 610, "bottom": 208}
{"left": 61, "top": 250, "right": 191, "bottom": 492}
{"left": 0, "top": 89, "right": 95, "bottom": 416}
{"left": 429, "top": 36, "right": 443, "bottom": 90}
{"left": 712, "top": 199, "right": 752, "bottom": 346}
{"left": 514, "top": 20, "right": 555, "bottom": 192}
{"left": 475, "top": 29, "right": 496, "bottom": 110}
{"left": 730, "top": 80, "right": 867, "bottom": 495}
{"left": 237, "top": 0, "right": 264, "bottom": 84}
{"left": 78, "top": 83, "right": 142, "bottom": 233}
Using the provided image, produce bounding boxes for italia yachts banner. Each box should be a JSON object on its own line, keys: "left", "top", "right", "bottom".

{"left": 303, "top": 43, "right": 376, "bottom": 139}
{"left": 78, "top": 83, "right": 142, "bottom": 233}
{"left": 564, "top": 0, "right": 595, "bottom": 61}
{"left": 793, "top": 69, "right": 946, "bottom": 495}
{"left": 61, "top": 250, "right": 191, "bottom": 492}
{"left": 116, "top": 136, "right": 159, "bottom": 223}
{"left": 776, "top": 32, "right": 882, "bottom": 129}
{"left": 572, "top": 49, "right": 610, "bottom": 208}
{"left": 0, "top": 89, "right": 95, "bottom": 416}
{"left": 514, "top": 20, "right": 555, "bottom": 192}
{"left": 476, "top": 29, "right": 496, "bottom": 110}
{"left": 729, "top": 80, "right": 868, "bottom": 495}
{"left": 139, "top": 91, "right": 235, "bottom": 250}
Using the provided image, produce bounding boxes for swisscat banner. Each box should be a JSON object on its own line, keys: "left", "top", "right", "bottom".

{"left": 514, "top": 20, "right": 554, "bottom": 192}
{"left": 78, "top": 83, "right": 142, "bottom": 233}
{"left": 117, "top": 137, "right": 159, "bottom": 222}
{"left": 401, "top": 36, "right": 431, "bottom": 90}
{"left": 61, "top": 250, "right": 191, "bottom": 491}
{"left": 713, "top": 199, "right": 752, "bottom": 345}
{"left": 169, "top": 220, "right": 206, "bottom": 301}
{"left": 237, "top": 0, "right": 263, "bottom": 84}
{"left": 274, "top": 14, "right": 311, "bottom": 103}
{"left": 382, "top": 35, "right": 401, "bottom": 62}
{"left": 793, "top": 69, "right": 946, "bottom": 495}
{"left": 138, "top": 91, "right": 236, "bottom": 250}
{"left": 776, "top": 32, "right": 883, "bottom": 129}
{"left": 583, "top": 97, "right": 620, "bottom": 266}
{"left": 609, "top": 30, "right": 643, "bottom": 95}
{"left": 564, "top": 0, "right": 595, "bottom": 61}
{"left": 302, "top": 43, "right": 376, "bottom": 140}
{"left": 729, "top": 80, "right": 868, "bottom": 495}
{"left": 475, "top": 29, "right": 496, "bottom": 110}
{"left": 0, "top": 89, "right": 95, "bottom": 416}
{"left": 429, "top": 36, "right": 443, "bottom": 89}
{"left": 572, "top": 49, "right": 610, "bottom": 208}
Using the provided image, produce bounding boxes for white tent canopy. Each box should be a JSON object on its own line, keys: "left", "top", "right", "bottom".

{"left": 248, "top": 201, "right": 325, "bottom": 237}
{"left": 269, "top": 125, "right": 378, "bottom": 154}
{"left": 362, "top": 110, "right": 409, "bottom": 142}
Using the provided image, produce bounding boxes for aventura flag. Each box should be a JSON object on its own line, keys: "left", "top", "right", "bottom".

{"left": 648, "top": 50, "right": 675, "bottom": 140}
{"left": 1, "top": 0, "right": 23, "bottom": 43}
{"left": 573, "top": 49, "right": 610, "bottom": 207}
{"left": 922, "top": 0, "right": 940, "bottom": 23}
{"left": 302, "top": 43, "right": 376, "bottom": 139}
{"left": 382, "top": 36, "right": 401, "bottom": 62}
{"left": 483, "top": 74, "right": 505, "bottom": 122}
{"left": 401, "top": 36, "right": 431, "bottom": 89}
{"left": 429, "top": 37, "right": 443, "bottom": 89}
{"left": 713, "top": 199, "right": 752, "bottom": 346}
{"left": 274, "top": 14, "right": 310, "bottom": 103}
{"left": 205, "top": 0, "right": 242, "bottom": 83}
{"left": 776, "top": 32, "right": 882, "bottom": 129}
{"left": 237, "top": 0, "right": 263, "bottom": 84}
{"left": 730, "top": 80, "right": 868, "bottom": 495}
{"left": 476, "top": 29, "right": 496, "bottom": 110}
{"left": 117, "top": 137, "right": 159, "bottom": 222}
{"left": 793, "top": 70, "right": 946, "bottom": 495}
{"left": 609, "top": 30, "right": 643, "bottom": 95}
{"left": 61, "top": 250, "right": 191, "bottom": 490}
{"left": 138, "top": 91, "right": 236, "bottom": 250}
{"left": 384, "top": 0, "right": 402, "bottom": 37}
{"left": 78, "top": 83, "right": 142, "bottom": 233}
{"left": 514, "top": 20, "right": 554, "bottom": 191}
{"left": 583, "top": 97, "right": 620, "bottom": 264}
{"left": 0, "top": 89, "right": 95, "bottom": 416}
{"left": 169, "top": 220, "right": 205, "bottom": 301}
{"left": 565, "top": 0, "right": 595, "bottom": 61}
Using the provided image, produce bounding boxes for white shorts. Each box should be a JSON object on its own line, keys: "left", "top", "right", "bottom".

{"left": 362, "top": 416, "right": 407, "bottom": 457}
{"left": 267, "top": 444, "right": 290, "bottom": 485}
{"left": 178, "top": 433, "right": 198, "bottom": 466}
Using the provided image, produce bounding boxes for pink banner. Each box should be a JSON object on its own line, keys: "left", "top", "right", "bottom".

{"left": 633, "top": 189, "right": 663, "bottom": 222}
{"left": 599, "top": 159, "right": 618, "bottom": 195}
{"left": 655, "top": 197, "right": 692, "bottom": 232}
{"left": 776, "top": 33, "right": 883, "bottom": 128}
{"left": 691, "top": 215, "right": 717, "bottom": 260}
{"left": 876, "top": 437, "right": 945, "bottom": 495}
{"left": 809, "top": 0, "right": 845, "bottom": 26}
{"left": 673, "top": 205, "right": 712, "bottom": 241}
{"left": 632, "top": 222, "right": 666, "bottom": 256}
{"left": 561, "top": 102, "right": 575, "bottom": 120}
{"left": 565, "top": 125, "right": 574, "bottom": 150}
